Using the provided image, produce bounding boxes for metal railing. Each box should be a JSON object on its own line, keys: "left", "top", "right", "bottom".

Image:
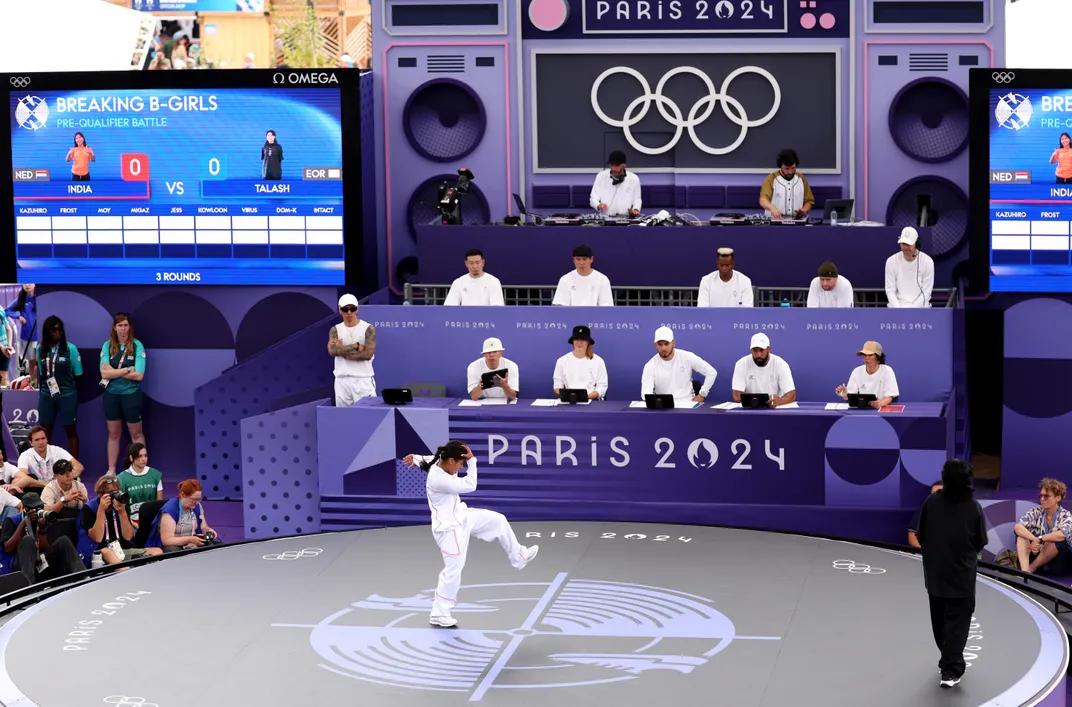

{"left": 404, "top": 283, "right": 955, "bottom": 308}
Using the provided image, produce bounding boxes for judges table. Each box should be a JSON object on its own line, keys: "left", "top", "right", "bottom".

{"left": 415, "top": 225, "right": 935, "bottom": 289}
{"left": 318, "top": 397, "right": 951, "bottom": 516}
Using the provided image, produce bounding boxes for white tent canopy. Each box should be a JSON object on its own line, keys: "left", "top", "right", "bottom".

{"left": 0, "top": 0, "right": 157, "bottom": 73}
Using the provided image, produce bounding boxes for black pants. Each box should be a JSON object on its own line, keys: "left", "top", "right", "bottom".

{"left": 15, "top": 535, "right": 83, "bottom": 584}
{"left": 928, "top": 594, "right": 975, "bottom": 677}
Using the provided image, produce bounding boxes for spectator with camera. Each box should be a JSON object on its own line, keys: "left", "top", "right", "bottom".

{"left": 116, "top": 443, "right": 163, "bottom": 524}
{"left": 41, "top": 459, "right": 88, "bottom": 520}
{"left": 145, "top": 479, "right": 220, "bottom": 552}
{"left": 82, "top": 476, "right": 162, "bottom": 565}
{"left": 1, "top": 492, "right": 84, "bottom": 584}
{"left": 100, "top": 313, "right": 147, "bottom": 476}
{"left": 14, "top": 426, "right": 83, "bottom": 491}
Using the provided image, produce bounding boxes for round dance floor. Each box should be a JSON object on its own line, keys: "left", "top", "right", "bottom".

{"left": 0, "top": 522, "right": 1065, "bottom": 707}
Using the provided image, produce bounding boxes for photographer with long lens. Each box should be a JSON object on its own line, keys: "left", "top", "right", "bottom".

{"left": 82, "top": 476, "right": 162, "bottom": 566}
{"left": 1, "top": 492, "right": 84, "bottom": 584}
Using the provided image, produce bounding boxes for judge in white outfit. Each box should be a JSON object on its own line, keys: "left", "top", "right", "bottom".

{"left": 590, "top": 150, "right": 641, "bottom": 217}
{"left": 552, "top": 245, "right": 614, "bottom": 306}
{"left": 807, "top": 260, "right": 854, "bottom": 308}
{"left": 553, "top": 326, "right": 609, "bottom": 400}
{"left": 444, "top": 249, "right": 505, "bottom": 306}
{"left": 731, "top": 333, "right": 797, "bottom": 407}
{"left": 698, "top": 247, "right": 754, "bottom": 307}
{"left": 835, "top": 340, "right": 900, "bottom": 409}
{"left": 885, "top": 226, "right": 934, "bottom": 308}
{"left": 641, "top": 327, "right": 717, "bottom": 404}
{"left": 327, "top": 294, "right": 376, "bottom": 407}
{"left": 466, "top": 337, "right": 519, "bottom": 401}
{"left": 404, "top": 441, "right": 538, "bottom": 628}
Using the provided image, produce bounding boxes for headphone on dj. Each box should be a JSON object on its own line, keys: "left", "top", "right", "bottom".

{"left": 610, "top": 170, "right": 626, "bottom": 186}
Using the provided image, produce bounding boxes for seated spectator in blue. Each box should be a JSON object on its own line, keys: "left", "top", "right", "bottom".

{"left": 40, "top": 459, "right": 88, "bottom": 521}
{"left": 82, "top": 476, "right": 162, "bottom": 565}
{"left": 1014, "top": 478, "right": 1072, "bottom": 574}
{"left": 116, "top": 443, "right": 163, "bottom": 525}
{"left": 1, "top": 492, "right": 84, "bottom": 584}
{"left": 908, "top": 481, "right": 943, "bottom": 548}
{"left": 146, "top": 479, "right": 220, "bottom": 553}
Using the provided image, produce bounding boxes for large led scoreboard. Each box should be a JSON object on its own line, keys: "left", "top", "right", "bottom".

{"left": 0, "top": 70, "right": 362, "bottom": 285}
{"left": 972, "top": 68, "right": 1072, "bottom": 292}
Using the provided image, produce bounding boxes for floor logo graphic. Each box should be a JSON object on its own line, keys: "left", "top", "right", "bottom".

{"left": 276, "top": 573, "right": 779, "bottom": 700}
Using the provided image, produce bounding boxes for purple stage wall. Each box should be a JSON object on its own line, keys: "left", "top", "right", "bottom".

{"left": 241, "top": 399, "right": 325, "bottom": 540}
{"left": 21, "top": 286, "right": 338, "bottom": 487}
{"left": 1002, "top": 297, "right": 1072, "bottom": 490}
{"left": 355, "top": 305, "right": 953, "bottom": 403}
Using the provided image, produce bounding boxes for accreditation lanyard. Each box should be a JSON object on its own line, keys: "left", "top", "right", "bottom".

{"left": 44, "top": 348, "right": 60, "bottom": 380}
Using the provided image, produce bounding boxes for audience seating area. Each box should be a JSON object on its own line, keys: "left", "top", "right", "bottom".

{"left": 530, "top": 184, "right": 845, "bottom": 212}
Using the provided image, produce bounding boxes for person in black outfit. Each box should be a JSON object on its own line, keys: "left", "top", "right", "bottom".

{"left": 261, "top": 130, "right": 283, "bottom": 180}
{"left": 916, "top": 459, "right": 987, "bottom": 689}
{"left": 0, "top": 492, "right": 84, "bottom": 584}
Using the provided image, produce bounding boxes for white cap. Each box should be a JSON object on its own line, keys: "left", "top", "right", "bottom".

{"left": 750, "top": 333, "right": 771, "bottom": 349}
{"left": 898, "top": 226, "right": 919, "bottom": 245}
{"left": 338, "top": 294, "right": 359, "bottom": 309}
{"left": 482, "top": 337, "right": 504, "bottom": 354}
{"left": 653, "top": 326, "right": 674, "bottom": 343}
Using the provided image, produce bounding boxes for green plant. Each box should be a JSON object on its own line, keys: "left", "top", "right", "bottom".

{"left": 274, "top": 1, "right": 325, "bottom": 69}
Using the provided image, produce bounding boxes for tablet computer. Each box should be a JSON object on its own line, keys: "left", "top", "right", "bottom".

{"left": 847, "top": 393, "right": 877, "bottom": 409}
{"left": 382, "top": 388, "right": 413, "bottom": 405}
{"left": 644, "top": 394, "right": 674, "bottom": 409}
{"left": 739, "top": 393, "right": 770, "bottom": 409}
{"left": 481, "top": 369, "right": 507, "bottom": 389}
{"left": 558, "top": 388, "right": 589, "bottom": 404}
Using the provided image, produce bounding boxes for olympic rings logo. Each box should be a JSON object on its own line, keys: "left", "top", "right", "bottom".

{"left": 590, "top": 66, "right": 781, "bottom": 156}
{"left": 992, "top": 72, "right": 1015, "bottom": 84}
{"left": 9, "top": 77, "right": 30, "bottom": 88}
{"left": 103, "top": 697, "right": 159, "bottom": 707}
{"left": 832, "top": 559, "right": 886, "bottom": 574}
{"left": 263, "top": 547, "right": 324, "bottom": 561}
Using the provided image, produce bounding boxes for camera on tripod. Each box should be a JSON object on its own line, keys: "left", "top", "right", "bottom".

{"left": 437, "top": 168, "right": 475, "bottom": 225}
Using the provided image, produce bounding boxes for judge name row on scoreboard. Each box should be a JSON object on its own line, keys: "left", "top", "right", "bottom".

{"left": 15, "top": 205, "right": 339, "bottom": 216}
{"left": 15, "top": 215, "right": 343, "bottom": 231}
{"left": 15, "top": 229, "right": 344, "bottom": 246}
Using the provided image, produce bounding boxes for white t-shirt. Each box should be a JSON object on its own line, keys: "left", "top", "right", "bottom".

{"left": 731, "top": 353, "right": 796, "bottom": 396}
{"left": 0, "top": 487, "right": 18, "bottom": 509}
{"left": 884, "top": 252, "right": 934, "bottom": 308}
{"left": 846, "top": 364, "right": 900, "bottom": 400}
{"left": 444, "top": 273, "right": 505, "bottom": 306}
{"left": 332, "top": 319, "right": 375, "bottom": 379}
{"left": 1, "top": 461, "right": 18, "bottom": 484}
{"left": 641, "top": 349, "right": 718, "bottom": 400}
{"left": 466, "top": 356, "right": 520, "bottom": 399}
{"left": 589, "top": 169, "right": 642, "bottom": 216}
{"left": 17, "top": 445, "right": 73, "bottom": 483}
{"left": 806, "top": 276, "right": 854, "bottom": 308}
{"left": 767, "top": 174, "right": 807, "bottom": 216}
{"left": 552, "top": 269, "right": 614, "bottom": 307}
{"left": 698, "top": 270, "right": 754, "bottom": 307}
{"left": 553, "top": 352, "right": 609, "bottom": 399}
{"left": 421, "top": 456, "right": 478, "bottom": 532}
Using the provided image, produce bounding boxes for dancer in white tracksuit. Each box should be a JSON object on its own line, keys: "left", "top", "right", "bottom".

{"left": 404, "top": 441, "right": 539, "bottom": 628}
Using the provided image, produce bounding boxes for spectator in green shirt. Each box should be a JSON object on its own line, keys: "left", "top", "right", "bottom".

{"left": 116, "top": 443, "right": 163, "bottom": 526}
{"left": 100, "top": 314, "right": 147, "bottom": 475}
{"left": 37, "top": 316, "right": 82, "bottom": 458}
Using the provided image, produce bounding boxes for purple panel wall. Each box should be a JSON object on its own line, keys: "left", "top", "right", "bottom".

{"left": 241, "top": 399, "right": 326, "bottom": 539}
{"left": 196, "top": 311, "right": 337, "bottom": 499}
{"left": 27, "top": 286, "right": 337, "bottom": 487}
{"left": 1002, "top": 297, "right": 1072, "bottom": 489}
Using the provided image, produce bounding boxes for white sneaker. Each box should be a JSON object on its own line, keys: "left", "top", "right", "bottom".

{"left": 939, "top": 673, "right": 961, "bottom": 688}
{"left": 516, "top": 545, "right": 539, "bottom": 569}
{"left": 429, "top": 616, "right": 458, "bottom": 628}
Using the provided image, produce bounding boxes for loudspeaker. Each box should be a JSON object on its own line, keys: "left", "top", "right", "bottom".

{"left": 0, "top": 570, "right": 30, "bottom": 597}
{"left": 862, "top": 42, "right": 990, "bottom": 266}
{"left": 382, "top": 46, "right": 512, "bottom": 289}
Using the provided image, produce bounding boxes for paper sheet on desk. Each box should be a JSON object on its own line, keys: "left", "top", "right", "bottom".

{"left": 711, "top": 402, "right": 741, "bottom": 410}
{"left": 481, "top": 398, "right": 509, "bottom": 405}
{"left": 772, "top": 402, "right": 799, "bottom": 409}
{"left": 629, "top": 401, "right": 648, "bottom": 408}
{"left": 458, "top": 400, "right": 483, "bottom": 407}
{"left": 531, "top": 399, "right": 559, "bottom": 406}
{"left": 825, "top": 403, "right": 850, "bottom": 410}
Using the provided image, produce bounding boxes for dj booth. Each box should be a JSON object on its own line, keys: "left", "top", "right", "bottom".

{"left": 416, "top": 225, "right": 934, "bottom": 288}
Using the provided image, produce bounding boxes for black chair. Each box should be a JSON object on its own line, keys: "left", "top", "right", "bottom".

{"left": 132, "top": 499, "right": 166, "bottom": 549}
{"left": 403, "top": 382, "right": 446, "bottom": 398}
{"left": 692, "top": 379, "right": 702, "bottom": 397}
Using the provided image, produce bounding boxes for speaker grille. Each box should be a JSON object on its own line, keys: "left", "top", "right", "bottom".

{"left": 402, "top": 79, "right": 487, "bottom": 162}
{"left": 407, "top": 174, "right": 492, "bottom": 238}
{"left": 427, "top": 55, "right": 466, "bottom": 74}
{"left": 888, "top": 78, "right": 968, "bottom": 164}
{"left": 885, "top": 176, "right": 968, "bottom": 258}
{"left": 908, "top": 53, "right": 949, "bottom": 72}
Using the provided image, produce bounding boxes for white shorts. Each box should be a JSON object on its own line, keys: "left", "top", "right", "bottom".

{"left": 335, "top": 376, "right": 376, "bottom": 407}
{"left": 17, "top": 339, "right": 35, "bottom": 361}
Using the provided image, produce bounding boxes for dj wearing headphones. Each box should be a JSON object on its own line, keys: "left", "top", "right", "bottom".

{"left": 759, "top": 149, "right": 815, "bottom": 220}
{"left": 885, "top": 226, "right": 935, "bottom": 308}
{"left": 590, "top": 150, "right": 642, "bottom": 217}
